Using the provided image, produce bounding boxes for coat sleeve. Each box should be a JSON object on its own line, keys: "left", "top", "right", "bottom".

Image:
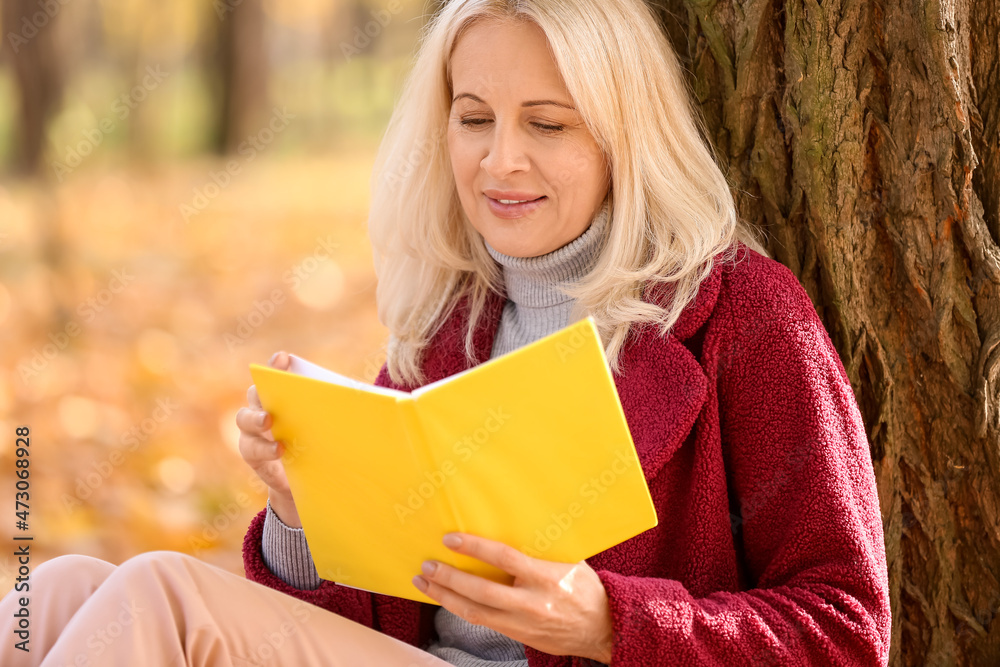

{"left": 592, "top": 263, "right": 891, "bottom": 666}
{"left": 242, "top": 506, "right": 376, "bottom": 626}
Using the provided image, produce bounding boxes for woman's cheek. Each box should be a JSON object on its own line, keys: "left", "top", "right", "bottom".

{"left": 450, "top": 142, "right": 477, "bottom": 181}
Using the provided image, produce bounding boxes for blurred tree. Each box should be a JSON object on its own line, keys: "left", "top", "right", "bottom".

{"left": 350, "top": 0, "right": 384, "bottom": 52}
{"left": 0, "top": 0, "right": 72, "bottom": 339}
{"left": 644, "top": 0, "right": 999, "bottom": 664}
{"left": 1, "top": 0, "right": 64, "bottom": 175}
{"left": 207, "top": 0, "right": 270, "bottom": 154}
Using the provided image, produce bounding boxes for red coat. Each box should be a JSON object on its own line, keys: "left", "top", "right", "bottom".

{"left": 242, "top": 242, "right": 891, "bottom": 666}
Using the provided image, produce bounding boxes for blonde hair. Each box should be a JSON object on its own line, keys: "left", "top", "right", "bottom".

{"left": 368, "top": 0, "right": 767, "bottom": 387}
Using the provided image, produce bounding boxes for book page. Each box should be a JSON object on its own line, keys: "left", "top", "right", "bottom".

{"left": 287, "top": 353, "right": 408, "bottom": 398}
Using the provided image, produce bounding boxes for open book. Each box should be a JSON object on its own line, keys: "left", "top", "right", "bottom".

{"left": 248, "top": 315, "right": 658, "bottom": 604}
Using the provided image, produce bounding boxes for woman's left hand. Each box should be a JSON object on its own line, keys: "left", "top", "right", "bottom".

{"left": 413, "top": 532, "right": 614, "bottom": 663}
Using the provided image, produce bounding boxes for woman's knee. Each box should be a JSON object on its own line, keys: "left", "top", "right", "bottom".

{"left": 110, "top": 550, "right": 206, "bottom": 589}
{"left": 35, "top": 553, "right": 116, "bottom": 586}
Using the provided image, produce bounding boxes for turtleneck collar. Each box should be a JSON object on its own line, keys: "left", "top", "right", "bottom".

{"left": 483, "top": 198, "right": 610, "bottom": 308}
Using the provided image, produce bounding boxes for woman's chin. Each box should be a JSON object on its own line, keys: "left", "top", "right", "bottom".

{"left": 476, "top": 229, "right": 545, "bottom": 257}
{"left": 488, "top": 240, "right": 541, "bottom": 258}
{"left": 478, "top": 225, "right": 540, "bottom": 258}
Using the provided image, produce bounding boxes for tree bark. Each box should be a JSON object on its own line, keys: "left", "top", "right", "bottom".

{"left": 645, "top": 0, "right": 1000, "bottom": 664}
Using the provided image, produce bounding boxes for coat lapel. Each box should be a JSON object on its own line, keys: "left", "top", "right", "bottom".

{"left": 611, "top": 334, "right": 706, "bottom": 484}
{"left": 609, "top": 259, "right": 723, "bottom": 484}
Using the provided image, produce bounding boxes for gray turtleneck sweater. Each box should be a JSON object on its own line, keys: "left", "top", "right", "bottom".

{"left": 260, "top": 199, "right": 612, "bottom": 667}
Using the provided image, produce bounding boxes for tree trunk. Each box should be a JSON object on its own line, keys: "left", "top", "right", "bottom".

{"left": 1, "top": 0, "right": 63, "bottom": 175}
{"left": 207, "top": 0, "right": 269, "bottom": 154}
{"left": 645, "top": 0, "right": 1000, "bottom": 664}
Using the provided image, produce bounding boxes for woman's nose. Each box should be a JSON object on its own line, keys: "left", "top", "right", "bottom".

{"left": 481, "top": 122, "right": 530, "bottom": 177}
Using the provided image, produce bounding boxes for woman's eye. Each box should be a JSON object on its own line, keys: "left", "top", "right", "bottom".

{"left": 457, "top": 118, "right": 564, "bottom": 133}
{"left": 532, "top": 122, "right": 564, "bottom": 133}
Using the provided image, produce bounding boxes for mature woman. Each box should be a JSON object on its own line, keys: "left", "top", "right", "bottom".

{"left": 0, "top": 0, "right": 890, "bottom": 665}
{"left": 244, "top": 0, "right": 892, "bottom": 664}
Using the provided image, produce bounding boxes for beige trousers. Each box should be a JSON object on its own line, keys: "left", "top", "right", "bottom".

{"left": 0, "top": 550, "right": 452, "bottom": 667}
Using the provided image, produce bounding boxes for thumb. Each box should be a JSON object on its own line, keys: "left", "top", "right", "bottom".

{"left": 269, "top": 351, "right": 292, "bottom": 370}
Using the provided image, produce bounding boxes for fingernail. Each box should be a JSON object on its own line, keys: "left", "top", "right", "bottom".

{"left": 269, "top": 352, "right": 280, "bottom": 365}
{"left": 257, "top": 412, "right": 267, "bottom": 426}
{"left": 413, "top": 575, "right": 428, "bottom": 592}
{"left": 421, "top": 561, "right": 438, "bottom": 576}
{"left": 442, "top": 534, "right": 462, "bottom": 549}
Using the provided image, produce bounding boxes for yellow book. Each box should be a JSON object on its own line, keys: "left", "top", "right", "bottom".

{"left": 249, "top": 315, "right": 658, "bottom": 605}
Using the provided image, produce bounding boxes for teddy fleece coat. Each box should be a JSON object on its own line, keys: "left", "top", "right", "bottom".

{"left": 242, "top": 243, "right": 892, "bottom": 666}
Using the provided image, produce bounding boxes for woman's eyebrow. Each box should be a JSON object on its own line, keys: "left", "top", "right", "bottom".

{"left": 451, "top": 92, "right": 576, "bottom": 110}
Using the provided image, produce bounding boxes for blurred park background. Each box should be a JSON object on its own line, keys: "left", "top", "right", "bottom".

{"left": 0, "top": 0, "right": 437, "bottom": 590}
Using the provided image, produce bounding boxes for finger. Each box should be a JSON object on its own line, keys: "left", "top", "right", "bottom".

{"left": 415, "top": 572, "right": 511, "bottom": 632}
{"left": 269, "top": 350, "right": 291, "bottom": 370}
{"left": 235, "top": 406, "right": 273, "bottom": 439}
{"left": 420, "top": 559, "right": 521, "bottom": 611}
{"left": 442, "top": 533, "right": 533, "bottom": 580}
{"left": 247, "top": 385, "right": 262, "bottom": 410}
{"left": 238, "top": 432, "right": 283, "bottom": 464}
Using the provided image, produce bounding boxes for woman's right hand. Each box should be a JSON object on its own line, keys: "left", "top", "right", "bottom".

{"left": 237, "top": 350, "right": 302, "bottom": 528}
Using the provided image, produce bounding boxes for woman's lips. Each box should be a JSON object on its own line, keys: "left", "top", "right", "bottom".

{"left": 485, "top": 194, "right": 547, "bottom": 219}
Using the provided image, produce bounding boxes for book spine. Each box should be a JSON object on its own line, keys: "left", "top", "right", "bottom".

{"left": 396, "top": 397, "right": 463, "bottom": 534}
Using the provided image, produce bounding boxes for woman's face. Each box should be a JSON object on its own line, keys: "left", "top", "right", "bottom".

{"left": 447, "top": 19, "right": 611, "bottom": 258}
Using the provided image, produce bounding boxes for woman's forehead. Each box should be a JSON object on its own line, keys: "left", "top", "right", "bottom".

{"left": 449, "top": 20, "right": 570, "bottom": 104}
